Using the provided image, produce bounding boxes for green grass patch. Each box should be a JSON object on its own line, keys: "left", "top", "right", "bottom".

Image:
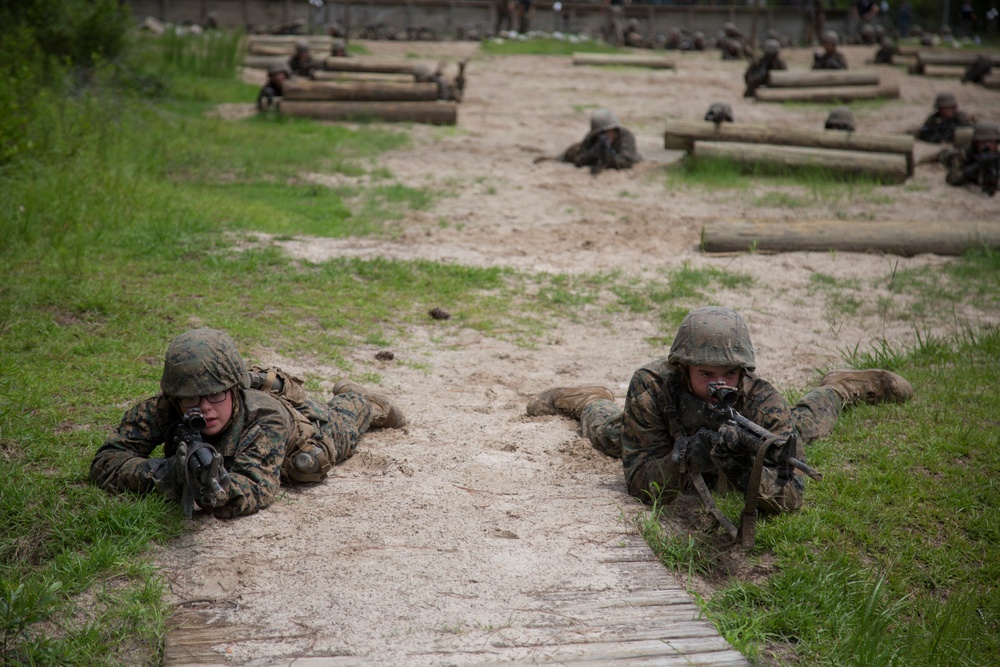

{"left": 637, "top": 327, "right": 1000, "bottom": 666}
{"left": 479, "top": 36, "right": 623, "bottom": 56}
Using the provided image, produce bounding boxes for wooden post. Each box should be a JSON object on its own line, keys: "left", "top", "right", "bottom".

{"left": 701, "top": 220, "right": 1000, "bottom": 256}
{"left": 279, "top": 100, "right": 458, "bottom": 125}
{"left": 692, "top": 141, "right": 909, "bottom": 183}
{"left": 766, "top": 71, "right": 880, "bottom": 87}
{"left": 754, "top": 82, "right": 900, "bottom": 103}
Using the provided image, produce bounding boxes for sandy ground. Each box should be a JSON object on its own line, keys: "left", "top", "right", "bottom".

{"left": 163, "top": 40, "right": 1000, "bottom": 665}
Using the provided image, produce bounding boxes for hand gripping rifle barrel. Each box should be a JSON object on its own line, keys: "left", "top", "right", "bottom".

{"left": 176, "top": 409, "right": 228, "bottom": 518}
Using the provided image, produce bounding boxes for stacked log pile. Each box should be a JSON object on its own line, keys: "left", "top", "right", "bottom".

{"left": 278, "top": 78, "right": 456, "bottom": 124}
{"left": 754, "top": 70, "right": 898, "bottom": 103}
{"left": 908, "top": 51, "right": 1000, "bottom": 78}
{"left": 571, "top": 53, "right": 676, "bottom": 69}
{"left": 663, "top": 118, "right": 914, "bottom": 182}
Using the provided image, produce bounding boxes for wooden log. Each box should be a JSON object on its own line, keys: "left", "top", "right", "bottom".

{"left": 916, "top": 51, "right": 1000, "bottom": 67}
{"left": 247, "top": 44, "right": 293, "bottom": 56}
{"left": 312, "top": 70, "right": 416, "bottom": 83}
{"left": 983, "top": 74, "right": 1000, "bottom": 90}
{"left": 692, "top": 141, "right": 908, "bottom": 183}
{"left": 766, "top": 70, "right": 880, "bottom": 88}
{"left": 243, "top": 55, "right": 288, "bottom": 70}
{"left": 701, "top": 220, "right": 1000, "bottom": 256}
{"left": 279, "top": 100, "right": 457, "bottom": 125}
{"left": 322, "top": 58, "right": 426, "bottom": 74}
{"left": 246, "top": 35, "right": 333, "bottom": 46}
{"left": 571, "top": 53, "right": 676, "bottom": 69}
{"left": 283, "top": 79, "right": 438, "bottom": 102}
{"left": 754, "top": 82, "right": 899, "bottom": 103}
{"left": 921, "top": 64, "right": 967, "bottom": 78}
{"left": 663, "top": 119, "right": 914, "bottom": 174}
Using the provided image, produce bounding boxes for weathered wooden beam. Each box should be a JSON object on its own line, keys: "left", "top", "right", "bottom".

{"left": 702, "top": 220, "right": 1000, "bottom": 256}
{"left": 921, "top": 64, "right": 966, "bottom": 78}
{"left": 243, "top": 55, "right": 288, "bottom": 70}
{"left": 754, "top": 82, "right": 899, "bottom": 103}
{"left": 283, "top": 79, "right": 439, "bottom": 101}
{"left": 279, "top": 100, "right": 457, "bottom": 125}
{"left": 692, "top": 141, "right": 908, "bottom": 183}
{"left": 322, "top": 58, "right": 426, "bottom": 74}
{"left": 312, "top": 70, "right": 416, "bottom": 83}
{"left": 246, "top": 35, "right": 333, "bottom": 46}
{"left": 571, "top": 53, "right": 676, "bottom": 69}
{"left": 663, "top": 118, "right": 914, "bottom": 164}
{"left": 916, "top": 51, "right": 1000, "bottom": 67}
{"left": 766, "top": 70, "right": 880, "bottom": 88}
{"left": 983, "top": 73, "right": 1000, "bottom": 90}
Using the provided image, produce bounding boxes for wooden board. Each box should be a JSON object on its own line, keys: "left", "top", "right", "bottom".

{"left": 163, "top": 533, "right": 749, "bottom": 666}
{"left": 701, "top": 220, "right": 1000, "bottom": 256}
{"left": 321, "top": 58, "right": 426, "bottom": 74}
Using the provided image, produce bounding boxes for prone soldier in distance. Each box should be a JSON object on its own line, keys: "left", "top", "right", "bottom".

{"left": 288, "top": 40, "right": 319, "bottom": 77}
{"left": 961, "top": 55, "right": 993, "bottom": 84}
{"left": 813, "top": 30, "right": 848, "bottom": 70}
{"left": 414, "top": 60, "right": 468, "bottom": 102}
{"left": 704, "top": 102, "right": 734, "bottom": 127}
{"left": 91, "top": 329, "right": 406, "bottom": 519}
{"left": 944, "top": 122, "right": 1000, "bottom": 196}
{"left": 257, "top": 64, "right": 288, "bottom": 111}
{"left": 525, "top": 307, "right": 913, "bottom": 545}
{"left": 873, "top": 36, "right": 896, "bottom": 64}
{"left": 554, "top": 109, "right": 643, "bottom": 174}
{"left": 916, "top": 93, "right": 976, "bottom": 144}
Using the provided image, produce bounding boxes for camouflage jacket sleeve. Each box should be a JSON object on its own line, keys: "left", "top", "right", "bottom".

{"left": 609, "top": 128, "right": 643, "bottom": 169}
{"left": 90, "top": 396, "right": 169, "bottom": 495}
{"left": 210, "top": 390, "right": 293, "bottom": 519}
{"left": 736, "top": 375, "right": 796, "bottom": 444}
{"left": 621, "top": 365, "right": 679, "bottom": 499}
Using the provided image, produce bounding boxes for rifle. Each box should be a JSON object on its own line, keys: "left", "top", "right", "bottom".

{"left": 703, "top": 381, "right": 823, "bottom": 550}
{"left": 171, "top": 409, "right": 229, "bottom": 518}
{"left": 975, "top": 151, "right": 999, "bottom": 197}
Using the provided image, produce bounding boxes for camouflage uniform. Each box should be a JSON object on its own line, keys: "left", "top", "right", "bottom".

{"left": 288, "top": 42, "right": 318, "bottom": 78}
{"left": 944, "top": 122, "right": 1000, "bottom": 193}
{"left": 917, "top": 94, "right": 975, "bottom": 144}
{"left": 90, "top": 329, "right": 380, "bottom": 519}
{"left": 813, "top": 31, "right": 848, "bottom": 70}
{"left": 580, "top": 359, "right": 841, "bottom": 514}
{"left": 561, "top": 109, "right": 642, "bottom": 173}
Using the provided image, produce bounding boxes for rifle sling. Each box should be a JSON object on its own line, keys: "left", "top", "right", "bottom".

{"left": 738, "top": 438, "right": 776, "bottom": 550}
{"left": 691, "top": 471, "right": 738, "bottom": 539}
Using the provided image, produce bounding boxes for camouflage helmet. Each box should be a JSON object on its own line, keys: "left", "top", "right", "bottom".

{"left": 294, "top": 39, "right": 310, "bottom": 53}
{"left": 972, "top": 122, "right": 1000, "bottom": 143}
{"left": 267, "top": 63, "right": 289, "bottom": 76}
{"left": 667, "top": 307, "right": 756, "bottom": 372}
{"left": 160, "top": 328, "right": 251, "bottom": 399}
{"left": 934, "top": 92, "right": 957, "bottom": 109}
{"left": 825, "top": 106, "right": 856, "bottom": 131}
{"left": 822, "top": 30, "right": 839, "bottom": 45}
{"left": 589, "top": 108, "right": 621, "bottom": 135}
{"left": 763, "top": 38, "right": 781, "bottom": 55}
{"left": 723, "top": 21, "right": 740, "bottom": 37}
{"left": 860, "top": 24, "right": 875, "bottom": 36}
{"left": 704, "top": 102, "right": 734, "bottom": 122}
{"left": 627, "top": 18, "right": 640, "bottom": 29}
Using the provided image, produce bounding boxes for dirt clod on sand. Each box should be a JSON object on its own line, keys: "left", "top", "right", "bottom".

{"left": 165, "top": 40, "right": 1000, "bottom": 665}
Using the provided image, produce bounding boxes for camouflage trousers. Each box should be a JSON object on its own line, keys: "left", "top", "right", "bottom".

{"left": 281, "top": 390, "right": 375, "bottom": 484}
{"left": 581, "top": 386, "right": 843, "bottom": 513}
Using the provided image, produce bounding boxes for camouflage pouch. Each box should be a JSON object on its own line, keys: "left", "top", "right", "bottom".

{"left": 248, "top": 366, "right": 333, "bottom": 483}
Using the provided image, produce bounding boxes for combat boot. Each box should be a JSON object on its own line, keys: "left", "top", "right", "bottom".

{"left": 526, "top": 386, "right": 615, "bottom": 419}
{"left": 819, "top": 369, "right": 914, "bottom": 405}
{"left": 332, "top": 381, "right": 407, "bottom": 429}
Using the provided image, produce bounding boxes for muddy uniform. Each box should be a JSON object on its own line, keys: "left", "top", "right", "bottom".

{"left": 287, "top": 52, "right": 317, "bottom": 77}
{"left": 580, "top": 357, "right": 842, "bottom": 514}
{"left": 562, "top": 127, "right": 642, "bottom": 172}
{"left": 916, "top": 110, "right": 975, "bottom": 144}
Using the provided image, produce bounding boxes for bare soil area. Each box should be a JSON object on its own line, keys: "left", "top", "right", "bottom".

{"left": 162, "top": 41, "right": 1000, "bottom": 665}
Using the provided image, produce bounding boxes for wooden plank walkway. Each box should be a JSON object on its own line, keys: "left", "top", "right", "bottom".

{"left": 163, "top": 533, "right": 748, "bottom": 666}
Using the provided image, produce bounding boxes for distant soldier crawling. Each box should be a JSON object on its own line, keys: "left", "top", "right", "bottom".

{"left": 257, "top": 65, "right": 288, "bottom": 111}
{"left": 720, "top": 22, "right": 752, "bottom": 60}
{"left": 825, "top": 107, "right": 856, "bottom": 131}
{"left": 288, "top": 40, "right": 318, "bottom": 77}
{"left": 744, "top": 38, "right": 788, "bottom": 97}
{"left": 525, "top": 307, "right": 913, "bottom": 515}
{"left": 915, "top": 93, "right": 975, "bottom": 144}
{"left": 961, "top": 55, "right": 993, "bottom": 84}
{"left": 624, "top": 19, "right": 648, "bottom": 48}
{"left": 555, "top": 109, "right": 642, "bottom": 174}
{"left": 944, "top": 122, "right": 1000, "bottom": 196}
{"left": 813, "top": 30, "right": 848, "bottom": 70}
{"left": 90, "top": 329, "right": 406, "bottom": 519}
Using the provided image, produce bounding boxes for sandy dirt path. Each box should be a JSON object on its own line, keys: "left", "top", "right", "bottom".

{"left": 164, "top": 40, "right": 1000, "bottom": 665}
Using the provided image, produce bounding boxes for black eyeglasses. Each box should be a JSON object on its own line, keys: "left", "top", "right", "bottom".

{"left": 178, "top": 390, "right": 229, "bottom": 409}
